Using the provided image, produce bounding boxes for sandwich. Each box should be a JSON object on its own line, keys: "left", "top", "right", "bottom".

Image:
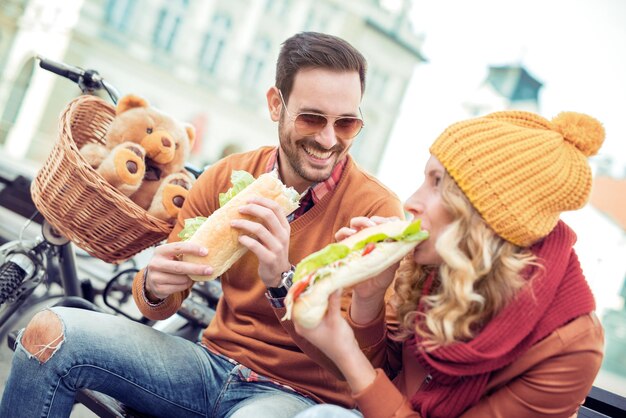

{"left": 283, "top": 219, "right": 429, "bottom": 328}
{"left": 178, "top": 170, "right": 300, "bottom": 281}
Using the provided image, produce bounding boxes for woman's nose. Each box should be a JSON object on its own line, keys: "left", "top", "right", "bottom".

{"left": 404, "top": 191, "right": 425, "bottom": 217}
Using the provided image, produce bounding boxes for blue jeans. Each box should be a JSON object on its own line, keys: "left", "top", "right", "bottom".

{"left": 294, "top": 404, "right": 361, "bottom": 418}
{"left": 0, "top": 307, "right": 316, "bottom": 418}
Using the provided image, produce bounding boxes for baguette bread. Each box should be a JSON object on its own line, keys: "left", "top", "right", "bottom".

{"left": 183, "top": 172, "right": 299, "bottom": 281}
{"left": 285, "top": 220, "right": 427, "bottom": 328}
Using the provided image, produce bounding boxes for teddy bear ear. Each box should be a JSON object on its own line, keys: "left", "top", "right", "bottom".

{"left": 116, "top": 95, "right": 149, "bottom": 115}
{"left": 184, "top": 123, "right": 196, "bottom": 148}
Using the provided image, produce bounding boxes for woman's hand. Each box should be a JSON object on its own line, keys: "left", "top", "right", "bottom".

{"left": 294, "top": 290, "right": 378, "bottom": 392}
{"left": 145, "top": 241, "right": 211, "bottom": 300}
{"left": 294, "top": 290, "right": 357, "bottom": 361}
{"left": 336, "top": 216, "right": 401, "bottom": 324}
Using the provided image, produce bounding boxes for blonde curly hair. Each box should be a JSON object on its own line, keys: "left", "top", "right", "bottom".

{"left": 391, "top": 172, "right": 538, "bottom": 347}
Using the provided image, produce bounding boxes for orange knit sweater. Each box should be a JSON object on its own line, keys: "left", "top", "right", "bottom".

{"left": 132, "top": 146, "right": 403, "bottom": 407}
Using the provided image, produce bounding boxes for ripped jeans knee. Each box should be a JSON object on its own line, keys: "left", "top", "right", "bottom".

{"left": 19, "top": 309, "right": 64, "bottom": 363}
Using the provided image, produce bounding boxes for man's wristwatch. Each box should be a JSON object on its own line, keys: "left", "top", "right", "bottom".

{"left": 266, "top": 267, "right": 294, "bottom": 299}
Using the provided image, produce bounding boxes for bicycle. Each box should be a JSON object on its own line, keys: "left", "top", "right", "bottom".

{"left": 0, "top": 56, "right": 136, "bottom": 329}
{"left": 0, "top": 57, "right": 221, "bottom": 416}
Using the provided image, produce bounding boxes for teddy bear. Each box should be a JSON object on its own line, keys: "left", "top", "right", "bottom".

{"left": 79, "top": 94, "right": 196, "bottom": 223}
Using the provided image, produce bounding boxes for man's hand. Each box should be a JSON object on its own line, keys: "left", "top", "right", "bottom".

{"left": 230, "top": 196, "right": 291, "bottom": 288}
{"left": 145, "top": 241, "right": 213, "bottom": 300}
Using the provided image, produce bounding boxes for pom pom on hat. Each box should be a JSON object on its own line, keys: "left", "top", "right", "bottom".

{"left": 552, "top": 112, "right": 605, "bottom": 157}
{"left": 430, "top": 110, "right": 605, "bottom": 247}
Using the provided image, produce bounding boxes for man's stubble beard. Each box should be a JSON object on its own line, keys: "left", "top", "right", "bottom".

{"left": 278, "top": 121, "right": 344, "bottom": 184}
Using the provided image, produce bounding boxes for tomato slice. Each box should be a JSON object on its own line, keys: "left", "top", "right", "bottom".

{"left": 291, "top": 275, "right": 312, "bottom": 301}
{"left": 362, "top": 242, "right": 376, "bottom": 256}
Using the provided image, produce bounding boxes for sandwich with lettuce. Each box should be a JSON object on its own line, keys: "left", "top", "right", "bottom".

{"left": 283, "top": 220, "right": 429, "bottom": 328}
{"left": 179, "top": 170, "right": 300, "bottom": 281}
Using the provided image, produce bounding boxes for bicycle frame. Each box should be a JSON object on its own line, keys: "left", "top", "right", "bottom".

{"left": 0, "top": 57, "right": 126, "bottom": 335}
{"left": 1, "top": 55, "right": 216, "bottom": 328}
{"left": 0, "top": 223, "right": 83, "bottom": 335}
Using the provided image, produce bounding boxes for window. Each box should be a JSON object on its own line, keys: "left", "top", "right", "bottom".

{"left": 152, "top": 0, "right": 189, "bottom": 53}
{"left": 240, "top": 37, "right": 270, "bottom": 89}
{"left": 104, "top": 0, "right": 137, "bottom": 32}
{"left": 265, "top": 0, "right": 289, "bottom": 17}
{"left": 0, "top": 58, "right": 34, "bottom": 146}
{"left": 198, "top": 13, "right": 232, "bottom": 75}
{"left": 303, "top": 5, "right": 332, "bottom": 32}
{"left": 368, "top": 68, "right": 389, "bottom": 101}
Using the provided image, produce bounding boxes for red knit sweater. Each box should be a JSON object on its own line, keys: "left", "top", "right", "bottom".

{"left": 408, "top": 221, "right": 596, "bottom": 417}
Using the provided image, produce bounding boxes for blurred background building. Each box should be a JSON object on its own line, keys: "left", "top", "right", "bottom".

{"left": 463, "top": 64, "right": 543, "bottom": 115}
{"left": 0, "top": 0, "right": 425, "bottom": 173}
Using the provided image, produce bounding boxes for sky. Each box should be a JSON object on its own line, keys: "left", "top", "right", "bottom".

{"left": 378, "top": 0, "right": 626, "bottom": 200}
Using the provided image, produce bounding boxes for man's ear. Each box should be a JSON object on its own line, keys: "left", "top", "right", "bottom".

{"left": 266, "top": 87, "right": 283, "bottom": 122}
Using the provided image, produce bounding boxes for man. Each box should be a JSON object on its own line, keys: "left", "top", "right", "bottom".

{"left": 0, "top": 32, "right": 402, "bottom": 418}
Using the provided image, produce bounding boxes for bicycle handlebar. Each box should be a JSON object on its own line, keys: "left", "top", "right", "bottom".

{"left": 36, "top": 55, "right": 120, "bottom": 104}
{"left": 37, "top": 56, "right": 83, "bottom": 83}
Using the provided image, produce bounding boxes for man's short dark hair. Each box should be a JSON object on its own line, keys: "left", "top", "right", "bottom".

{"left": 275, "top": 32, "right": 367, "bottom": 102}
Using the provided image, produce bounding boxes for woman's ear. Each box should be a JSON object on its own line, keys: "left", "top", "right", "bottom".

{"left": 266, "top": 87, "right": 282, "bottom": 122}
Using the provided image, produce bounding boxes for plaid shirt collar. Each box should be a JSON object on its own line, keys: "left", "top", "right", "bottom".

{"left": 265, "top": 147, "right": 346, "bottom": 220}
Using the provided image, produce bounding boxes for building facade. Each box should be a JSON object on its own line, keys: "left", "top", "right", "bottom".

{"left": 463, "top": 64, "right": 543, "bottom": 116}
{"left": 0, "top": 0, "right": 425, "bottom": 174}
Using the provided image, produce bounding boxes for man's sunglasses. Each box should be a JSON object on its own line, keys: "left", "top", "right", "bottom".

{"left": 278, "top": 90, "right": 364, "bottom": 140}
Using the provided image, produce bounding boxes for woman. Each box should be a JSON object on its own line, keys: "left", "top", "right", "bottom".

{"left": 293, "top": 111, "right": 605, "bottom": 418}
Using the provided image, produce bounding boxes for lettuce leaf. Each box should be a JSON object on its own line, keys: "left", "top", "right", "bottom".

{"left": 293, "top": 220, "right": 429, "bottom": 281}
{"left": 219, "top": 170, "right": 255, "bottom": 207}
{"left": 285, "top": 186, "right": 302, "bottom": 207}
{"left": 351, "top": 233, "right": 390, "bottom": 251}
{"left": 177, "top": 216, "right": 207, "bottom": 241}
{"left": 351, "top": 219, "right": 428, "bottom": 250}
{"left": 398, "top": 219, "right": 430, "bottom": 242}
{"left": 293, "top": 243, "right": 351, "bottom": 282}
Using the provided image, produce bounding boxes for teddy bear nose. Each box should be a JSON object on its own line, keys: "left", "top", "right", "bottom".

{"left": 173, "top": 195, "right": 185, "bottom": 208}
{"left": 162, "top": 137, "right": 172, "bottom": 147}
{"left": 126, "top": 161, "right": 138, "bottom": 174}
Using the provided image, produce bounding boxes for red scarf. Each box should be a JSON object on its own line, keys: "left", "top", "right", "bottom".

{"left": 407, "top": 221, "right": 596, "bottom": 417}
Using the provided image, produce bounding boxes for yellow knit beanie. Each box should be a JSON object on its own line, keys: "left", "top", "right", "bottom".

{"left": 430, "top": 111, "right": 605, "bottom": 247}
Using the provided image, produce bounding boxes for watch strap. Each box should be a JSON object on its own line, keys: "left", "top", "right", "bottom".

{"left": 266, "top": 266, "right": 295, "bottom": 300}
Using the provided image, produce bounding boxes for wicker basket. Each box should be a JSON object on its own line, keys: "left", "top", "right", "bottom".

{"left": 31, "top": 95, "right": 172, "bottom": 263}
